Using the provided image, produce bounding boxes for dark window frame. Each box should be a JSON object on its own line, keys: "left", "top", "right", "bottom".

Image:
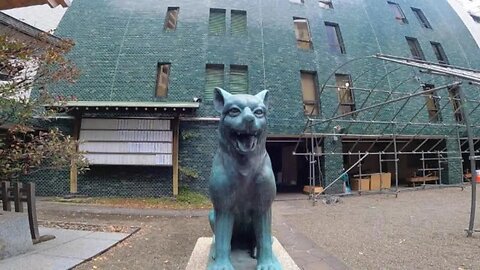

{"left": 209, "top": 8, "right": 226, "bottom": 35}
{"left": 293, "top": 17, "right": 313, "bottom": 50}
{"left": 423, "top": 84, "right": 442, "bottom": 123}
{"left": 325, "top": 22, "right": 346, "bottom": 54}
{"left": 229, "top": 65, "right": 249, "bottom": 95}
{"left": 164, "top": 7, "right": 179, "bottom": 31}
{"left": 300, "top": 70, "right": 320, "bottom": 116}
{"left": 430, "top": 42, "right": 449, "bottom": 65}
{"left": 411, "top": 7, "right": 432, "bottom": 29}
{"left": 387, "top": 1, "right": 408, "bottom": 24}
{"left": 405, "top": 37, "right": 425, "bottom": 60}
{"left": 448, "top": 86, "right": 464, "bottom": 123}
{"left": 231, "top": 10, "right": 247, "bottom": 36}
{"left": 319, "top": 0, "right": 333, "bottom": 9}
{"left": 155, "top": 63, "right": 171, "bottom": 97}
{"left": 204, "top": 64, "right": 225, "bottom": 101}
{"left": 335, "top": 73, "right": 356, "bottom": 116}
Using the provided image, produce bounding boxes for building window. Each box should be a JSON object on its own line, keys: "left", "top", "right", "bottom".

{"left": 325, "top": 22, "right": 346, "bottom": 54}
{"left": 405, "top": 37, "right": 425, "bottom": 60}
{"left": 156, "top": 63, "right": 171, "bottom": 97}
{"left": 300, "top": 71, "right": 319, "bottom": 116}
{"left": 229, "top": 65, "right": 248, "bottom": 95}
{"left": 209, "top": 9, "right": 226, "bottom": 35}
{"left": 164, "top": 7, "right": 179, "bottom": 31}
{"left": 335, "top": 74, "right": 355, "bottom": 115}
{"left": 387, "top": 1, "right": 408, "bottom": 24}
{"left": 411, "top": 7, "right": 432, "bottom": 29}
{"left": 231, "top": 10, "right": 247, "bottom": 36}
{"left": 423, "top": 84, "right": 441, "bottom": 122}
{"left": 448, "top": 86, "right": 464, "bottom": 123}
{"left": 290, "top": 0, "right": 304, "bottom": 4}
{"left": 471, "top": 14, "right": 480, "bottom": 23}
{"left": 293, "top": 18, "right": 313, "bottom": 50}
{"left": 430, "top": 42, "right": 449, "bottom": 64}
{"left": 205, "top": 64, "right": 225, "bottom": 100}
{"left": 319, "top": 0, "right": 333, "bottom": 9}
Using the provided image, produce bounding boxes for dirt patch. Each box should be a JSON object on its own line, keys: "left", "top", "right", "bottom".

{"left": 38, "top": 209, "right": 211, "bottom": 270}
{"left": 275, "top": 187, "right": 480, "bottom": 270}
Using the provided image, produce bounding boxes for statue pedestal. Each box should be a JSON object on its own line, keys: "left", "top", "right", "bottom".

{"left": 186, "top": 237, "right": 300, "bottom": 270}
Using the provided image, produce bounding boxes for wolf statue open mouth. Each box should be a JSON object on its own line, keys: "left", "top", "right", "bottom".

{"left": 232, "top": 131, "right": 259, "bottom": 153}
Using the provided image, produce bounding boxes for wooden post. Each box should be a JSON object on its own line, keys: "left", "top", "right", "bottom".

{"left": 13, "top": 182, "right": 23, "bottom": 212}
{"left": 70, "top": 161, "right": 78, "bottom": 194}
{"left": 1, "top": 181, "right": 11, "bottom": 211}
{"left": 25, "top": 183, "right": 40, "bottom": 241}
{"left": 172, "top": 117, "right": 180, "bottom": 196}
{"left": 70, "top": 116, "right": 81, "bottom": 194}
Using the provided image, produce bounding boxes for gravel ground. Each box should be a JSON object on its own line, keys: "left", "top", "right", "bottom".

{"left": 275, "top": 186, "right": 480, "bottom": 270}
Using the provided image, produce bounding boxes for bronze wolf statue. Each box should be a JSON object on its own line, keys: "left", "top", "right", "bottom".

{"left": 208, "top": 87, "right": 281, "bottom": 270}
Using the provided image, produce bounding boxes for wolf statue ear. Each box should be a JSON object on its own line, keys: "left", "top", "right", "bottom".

{"left": 213, "top": 87, "right": 232, "bottom": 113}
{"left": 255, "top": 90, "right": 269, "bottom": 109}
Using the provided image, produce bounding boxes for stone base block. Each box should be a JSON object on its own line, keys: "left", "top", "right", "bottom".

{"left": 0, "top": 212, "right": 33, "bottom": 260}
{"left": 186, "top": 237, "right": 300, "bottom": 270}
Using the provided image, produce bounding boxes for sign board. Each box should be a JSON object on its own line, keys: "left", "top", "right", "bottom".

{"left": 79, "top": 118, "right": 173, "bottom": 166}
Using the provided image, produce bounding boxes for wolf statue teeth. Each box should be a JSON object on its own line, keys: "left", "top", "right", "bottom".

{"left": 208, "top": 87, "right": 281, "bottom": 270}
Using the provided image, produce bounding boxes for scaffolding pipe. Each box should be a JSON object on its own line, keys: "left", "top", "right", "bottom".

{"left": 329, "top": 118, "right": 465, "bottom": 128}
{"left": 375, "top": 54, "right": 480, "bottom": 82}
{"left": 393, "top": 126, "right": 399, "bottom": 192}
{"left": 309, "top": 82, "right": 462, "bottom": 127}
{"left": 458, "top": 87, "right": 477, "bottom": 237}
{"left": 358, "top": 78, "right": 420, "bottom": 133}
{"left": 293, "top": 150, "right": 466, "bottom": 156}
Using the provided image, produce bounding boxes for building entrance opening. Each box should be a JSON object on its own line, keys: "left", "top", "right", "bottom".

{"left": 267, "top": 138, "right": 321, "bottom": 193}
{"left": 342, "top": 137, "right": 448, "bottom": 188}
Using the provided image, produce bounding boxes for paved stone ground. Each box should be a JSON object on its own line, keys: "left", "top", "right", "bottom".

{"left": 0, "top": 227, "right": 129, "bottom": 270}
{"left": 34, "top": 186, "right": 480, "bottom": 270}
{"left": 276, "top": 186, "right": 480, "bottom": 270}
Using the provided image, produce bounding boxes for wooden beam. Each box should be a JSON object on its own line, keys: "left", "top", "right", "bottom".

{"left": 13, "top": 182, "right": 23, "bottom": 212}
{"left": 172, "top": 118, "right": 180, "bottom": 196}
{"left": 1, "top": 181, "right": 11, "bottom": 211}
{"left": 69, "top": 116, "right": 81, "bottom": 194}
{"left": 70, "top": 161, "right": 78, "bottom": 194}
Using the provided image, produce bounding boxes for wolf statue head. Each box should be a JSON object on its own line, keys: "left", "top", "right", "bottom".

{"left": 213, "top": 87, "right": 269, "bottom": 156}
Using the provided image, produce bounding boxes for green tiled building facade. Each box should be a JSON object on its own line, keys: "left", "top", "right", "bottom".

{"left": 32, "top": 0, "right": 480, "bottom": 196}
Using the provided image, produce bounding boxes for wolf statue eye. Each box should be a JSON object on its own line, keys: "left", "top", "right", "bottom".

{"left": 228, "top": 108, "right": 241, "bottom": 117}
{"left": 254, "top": 109, "right": 264, "bottom": 117}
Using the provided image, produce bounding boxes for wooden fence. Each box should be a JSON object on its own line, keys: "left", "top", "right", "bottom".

{"left": 1, "top": 181, "right": 40, "bottom": 242}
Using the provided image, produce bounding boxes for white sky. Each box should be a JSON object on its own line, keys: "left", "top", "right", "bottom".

{"left": 2, "top": 3, "right": 71, "bottom": 33}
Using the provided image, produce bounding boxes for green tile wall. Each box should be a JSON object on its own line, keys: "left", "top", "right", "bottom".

{"left": 37, "top": 0, "right": 480, "bottom": 196}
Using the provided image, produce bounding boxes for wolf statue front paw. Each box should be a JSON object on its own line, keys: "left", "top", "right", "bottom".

{"left": 208, "top": 259, "right": 235, "bottom": 270}
{"left": 256, "top": 257, "right": 282, "bottom": 270}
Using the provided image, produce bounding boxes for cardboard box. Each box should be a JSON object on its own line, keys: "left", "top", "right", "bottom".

{"left": 380, "top": 173, "right": 391, "bottom": 189}
{"left": 351, "top": 178, "right": 370, "bottom": 191}
{"left": 303, "top": 186, "right": 324, "bottom": 194}
{"left": 370, "top": 174, "right": 381, "bottom": 191}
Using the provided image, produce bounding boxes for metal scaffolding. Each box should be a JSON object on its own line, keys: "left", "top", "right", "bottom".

{"left": 294, "top": 54, "right": 480, "bottom": 236}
